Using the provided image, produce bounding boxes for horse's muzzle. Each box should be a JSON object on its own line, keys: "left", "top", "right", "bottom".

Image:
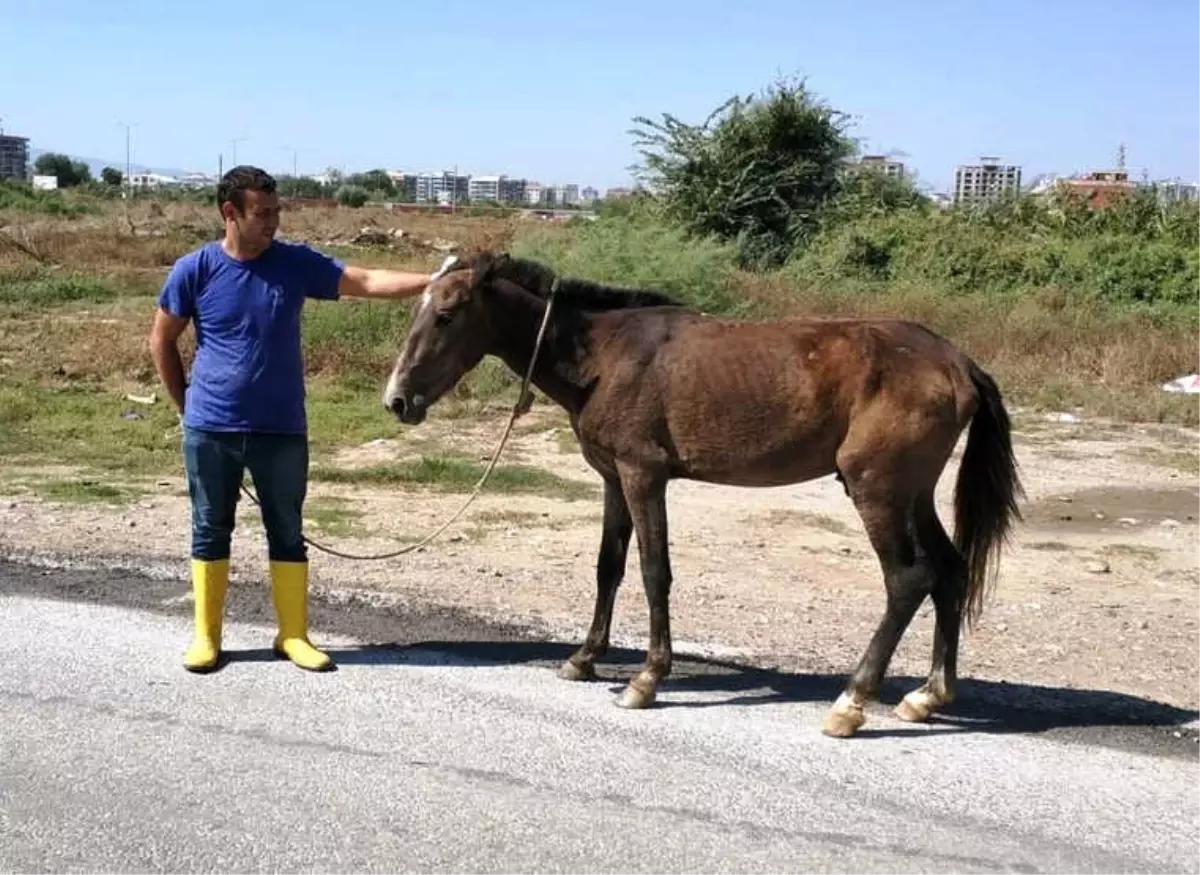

{"left": 387, "top": 393, "right": 428, "bottom": 425}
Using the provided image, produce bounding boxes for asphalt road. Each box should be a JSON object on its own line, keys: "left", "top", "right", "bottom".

{"left": 1, "top": 558, "right": 1197, "bottom": 873}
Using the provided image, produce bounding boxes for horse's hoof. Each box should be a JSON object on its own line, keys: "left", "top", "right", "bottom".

{"left": 615, "top": 683, "right": 656, "bottom": 709}
{"left": 894, "top": 690, "right": 936, "bottom": 723}
{"left": 821, "top": 693, "right": 866, "bottom": 738}
{"left": 557, "top": 660, "right": 595, "bottom": 682}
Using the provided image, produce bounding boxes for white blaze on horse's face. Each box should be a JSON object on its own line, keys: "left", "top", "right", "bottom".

{"left": 383, "top": 269, "right": 488, "bottom": 425}
{"left": 383, "top": 287, "right": 433, "bottom": 411}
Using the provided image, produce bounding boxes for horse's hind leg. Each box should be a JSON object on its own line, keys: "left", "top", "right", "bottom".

{"left": 823, "top": 480, "right": 937, "bottom": 738}
{"left": 559, "top": 477, "right": 633, "bottom": 681}
{"left": 894, "top": 495, "right": 966, "bottom": 723}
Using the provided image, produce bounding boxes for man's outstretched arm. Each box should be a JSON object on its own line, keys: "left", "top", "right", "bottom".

{"left": 337, "top": 255, "right": 459, "bottom": 300}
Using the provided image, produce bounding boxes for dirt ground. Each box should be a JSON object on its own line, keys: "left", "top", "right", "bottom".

{"left": 1, "top": 404, "right": 1197, "bottom": 715}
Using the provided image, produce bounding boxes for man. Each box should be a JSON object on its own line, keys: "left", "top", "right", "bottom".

{"left": 150, "top": 165, "right": 456, "bottom": 674}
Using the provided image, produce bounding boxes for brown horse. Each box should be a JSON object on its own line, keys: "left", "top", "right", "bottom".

{"left": 383, "top": 251, "right": 1023, "bottom": 738}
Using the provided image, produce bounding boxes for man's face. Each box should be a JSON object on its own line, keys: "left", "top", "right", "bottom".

{"left": 225, "top": 189, "right": 280, "bottom": 249}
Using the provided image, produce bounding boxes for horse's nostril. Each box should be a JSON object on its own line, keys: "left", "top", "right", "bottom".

{"left": 388, "top": 396, "right": 406, "bottom": 417}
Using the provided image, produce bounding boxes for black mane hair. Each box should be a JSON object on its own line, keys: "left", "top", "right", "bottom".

{"left": 458, "top": 251, "right": 688, "bottom": 312}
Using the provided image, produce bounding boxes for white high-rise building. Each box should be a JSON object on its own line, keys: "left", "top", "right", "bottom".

{"left": 953, "top": 157, "right": 1022, "bottom": 205}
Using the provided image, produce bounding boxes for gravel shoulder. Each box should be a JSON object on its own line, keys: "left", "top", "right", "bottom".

{"left": 1, "top": 406, "right": 1197, "bottom": 721}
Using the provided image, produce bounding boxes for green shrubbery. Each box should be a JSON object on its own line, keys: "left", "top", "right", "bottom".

{"left": 0, "top": 179, "right": 95, "bottom": 216}
{"left": 785, "top": 191, "right": 1199, "bottom": 313}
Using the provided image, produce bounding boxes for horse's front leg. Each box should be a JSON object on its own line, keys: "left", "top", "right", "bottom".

{"left": 559, "top": 476, "right": 632, "bottom": 681}
{"left": 614, "top": 465, "right": 672, "bottom": 709}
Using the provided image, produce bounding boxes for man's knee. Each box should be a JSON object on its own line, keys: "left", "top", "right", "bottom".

{"left": 248, "top": 433, "right": 309, "bottom": 562}
{"left": 264, "top": 502, "right": 306, "bottom": 562}
{"left": 183, "top": 427, "right": 242, "bottom": 560}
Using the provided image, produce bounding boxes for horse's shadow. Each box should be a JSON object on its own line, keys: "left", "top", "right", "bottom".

{"left": 301, "top": 639, "right": 1197, "bottom": 742}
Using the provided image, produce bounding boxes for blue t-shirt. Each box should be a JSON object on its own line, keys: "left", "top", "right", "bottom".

{"left": 158, "top": 239, "right": 344, "bottom": 434}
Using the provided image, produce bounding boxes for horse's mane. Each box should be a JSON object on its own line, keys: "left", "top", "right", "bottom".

{"left": 456, "top": 251, "right": 687, "bottom": 312}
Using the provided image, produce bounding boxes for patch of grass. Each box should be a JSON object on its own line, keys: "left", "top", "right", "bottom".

{"left": 472, "top": 509, "right": 548, "bottom": 526}
{"left": 306, "top": 377, "right": 401, "bottom": 453}
{"left": 310, "top": 455, "right": 596, "bottom": 500}
{"left": 0, "top": 381, "right": 183, "bottom": 475}
{"left": 302, "top": 304, "right": 525, "bottom": 407}
{"left": 0, "top": 269, "right": 128, "bottom": 306}
{"left": 1025, "top": 540, "right": 1073, "bottom": 552}
{"left": 750, "top": 508, "right": 851, "bottom": 536}
{"left": 511, "top": 419, "right": 581, "bottom": 454}
{"left": 470, "top": 508, "right": 598, "bottom": 531}
{"left": 304, "top": 496, "right": 367, "bottom": 537}
{"left": 1101, "top": 543, "right": 1163, "bottom": 562}
{"left": 1124, "top": 446, "right": 1200, "bottom": 476}
{"left": 32, "top": 478, "right": 143, "bottom": 505}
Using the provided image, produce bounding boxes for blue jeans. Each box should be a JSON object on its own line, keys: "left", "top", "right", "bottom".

{"left": 182, "top": 427, "right": 309, "bottom": 562}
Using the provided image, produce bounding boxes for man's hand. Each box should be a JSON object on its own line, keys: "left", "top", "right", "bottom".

{"left": 149, "top": 307, "right": 190, "bottom": 415}
{"left": 430, "top": 254, "right": 459, "bottom": 281}
{"left": 338, "top": 255, "right": 461, "bottom": 301}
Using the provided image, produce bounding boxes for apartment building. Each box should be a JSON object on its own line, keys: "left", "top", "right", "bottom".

{"left": 551, "top": 183, "right": 580, "bottom": 207}
{"left": 468, "top": 174, "right": 527, "bottom": 204}
{"left": 415, "top": 170, "right": 469, "bottom": 204}
{"left": 953, "top": 156, "right": 1022, "bottom": 205}
{"left": 1152, "top": 178, "right": 1199, "bottom": 204}
{"left": 0, "top": 133, "right": 30, "bottom": 180}
{"left": 856, "top": 154, "right": 905, "bottom": 178}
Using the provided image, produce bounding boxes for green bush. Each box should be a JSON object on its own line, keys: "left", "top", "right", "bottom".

{"left": 630, "top": 76, "right": 856, "bottom": 269}
{"left": 0, "top": 180, "right": 94, "bottom": 217}
{"left": 0, "top": 270, "right": 124, "bottom": 305}
{"left": 335, "top": 185, "right": 369, "bottom": 208}
{"left": 784, "top": 194, "right": 1199, "bottom": 313}
{"left": 510, "top": 212, "right": 750, "bottom": 316}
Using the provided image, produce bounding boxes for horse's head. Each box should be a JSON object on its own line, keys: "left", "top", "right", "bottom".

{"left": 382, "top": 251, "right": 510, "bottom": 425}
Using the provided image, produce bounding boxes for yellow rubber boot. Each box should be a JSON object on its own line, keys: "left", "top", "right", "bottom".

{"left": 183, "top": 558, "right": 229, "bottom": 672}
{"left": 269, "top": 560, "right": 332, "bottom": 671}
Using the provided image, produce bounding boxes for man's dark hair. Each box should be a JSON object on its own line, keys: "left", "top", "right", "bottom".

{"left": 218, "top": 165, "right": 276, "bottom": 214}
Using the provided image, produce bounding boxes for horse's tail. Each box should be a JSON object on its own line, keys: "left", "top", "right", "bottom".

{"left": 954, "top": 362, "right": 1024, "bottom": 629}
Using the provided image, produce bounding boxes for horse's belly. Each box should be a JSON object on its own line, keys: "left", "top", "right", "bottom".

{"left": 667, "top": 426, "right": 839, "bottom": 487}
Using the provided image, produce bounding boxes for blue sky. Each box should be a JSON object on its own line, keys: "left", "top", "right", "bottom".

{"left": 3, "top": 0, "right": 1196, "bottom": 192}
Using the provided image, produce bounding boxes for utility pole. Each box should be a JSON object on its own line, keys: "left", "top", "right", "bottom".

{"left": 282, "top": 145, "right": 298, "bottom": 177}
{"left": 230, "top": 137, "right": 247, "bottom": 167}
{"left": 117, "top": 121, "right": 136, "bottom": 197}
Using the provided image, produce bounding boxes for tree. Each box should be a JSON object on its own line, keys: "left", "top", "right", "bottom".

{"left": 630, "top": 75, "right": 856, "bottom": 268}
{"left": 348, "top": 169, "right": 396, "bottom": 197}
{"left": 335, "top": 184, "right": 369, "bottom": 208}
{"left": 33, "top": 153, "right": 93, "bottom": 188}
{"left": 277, "top": 175, "right": 327, "bottom": 198}
{"left": 101, "top": 167, "right": 124, "bottom": 187}
{"left": 823, "top": 163, "right": 930, "bottom": 226}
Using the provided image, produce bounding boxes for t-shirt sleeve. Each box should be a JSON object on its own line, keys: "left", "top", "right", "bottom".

{"left": 158, "top": 254, "right": 198, "bottom": 319}
{"left": 299, "top": 244, "right": 345, "bottom": 301}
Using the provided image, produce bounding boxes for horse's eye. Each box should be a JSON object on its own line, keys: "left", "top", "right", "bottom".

{"left": 434, "top": 309, "right": 454, "bottom": 326}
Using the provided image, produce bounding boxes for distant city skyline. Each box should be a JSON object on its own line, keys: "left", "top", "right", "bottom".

{"left": 12, "top": 117, "right": 1197, "bottom": 202}
{"left": 15, "top": 138, "right": 1197, "bottom": 205}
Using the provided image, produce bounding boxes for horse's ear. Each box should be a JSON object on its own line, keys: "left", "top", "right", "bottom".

{"left": 473, "top": 250, "right": 510, "bottom": 286}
